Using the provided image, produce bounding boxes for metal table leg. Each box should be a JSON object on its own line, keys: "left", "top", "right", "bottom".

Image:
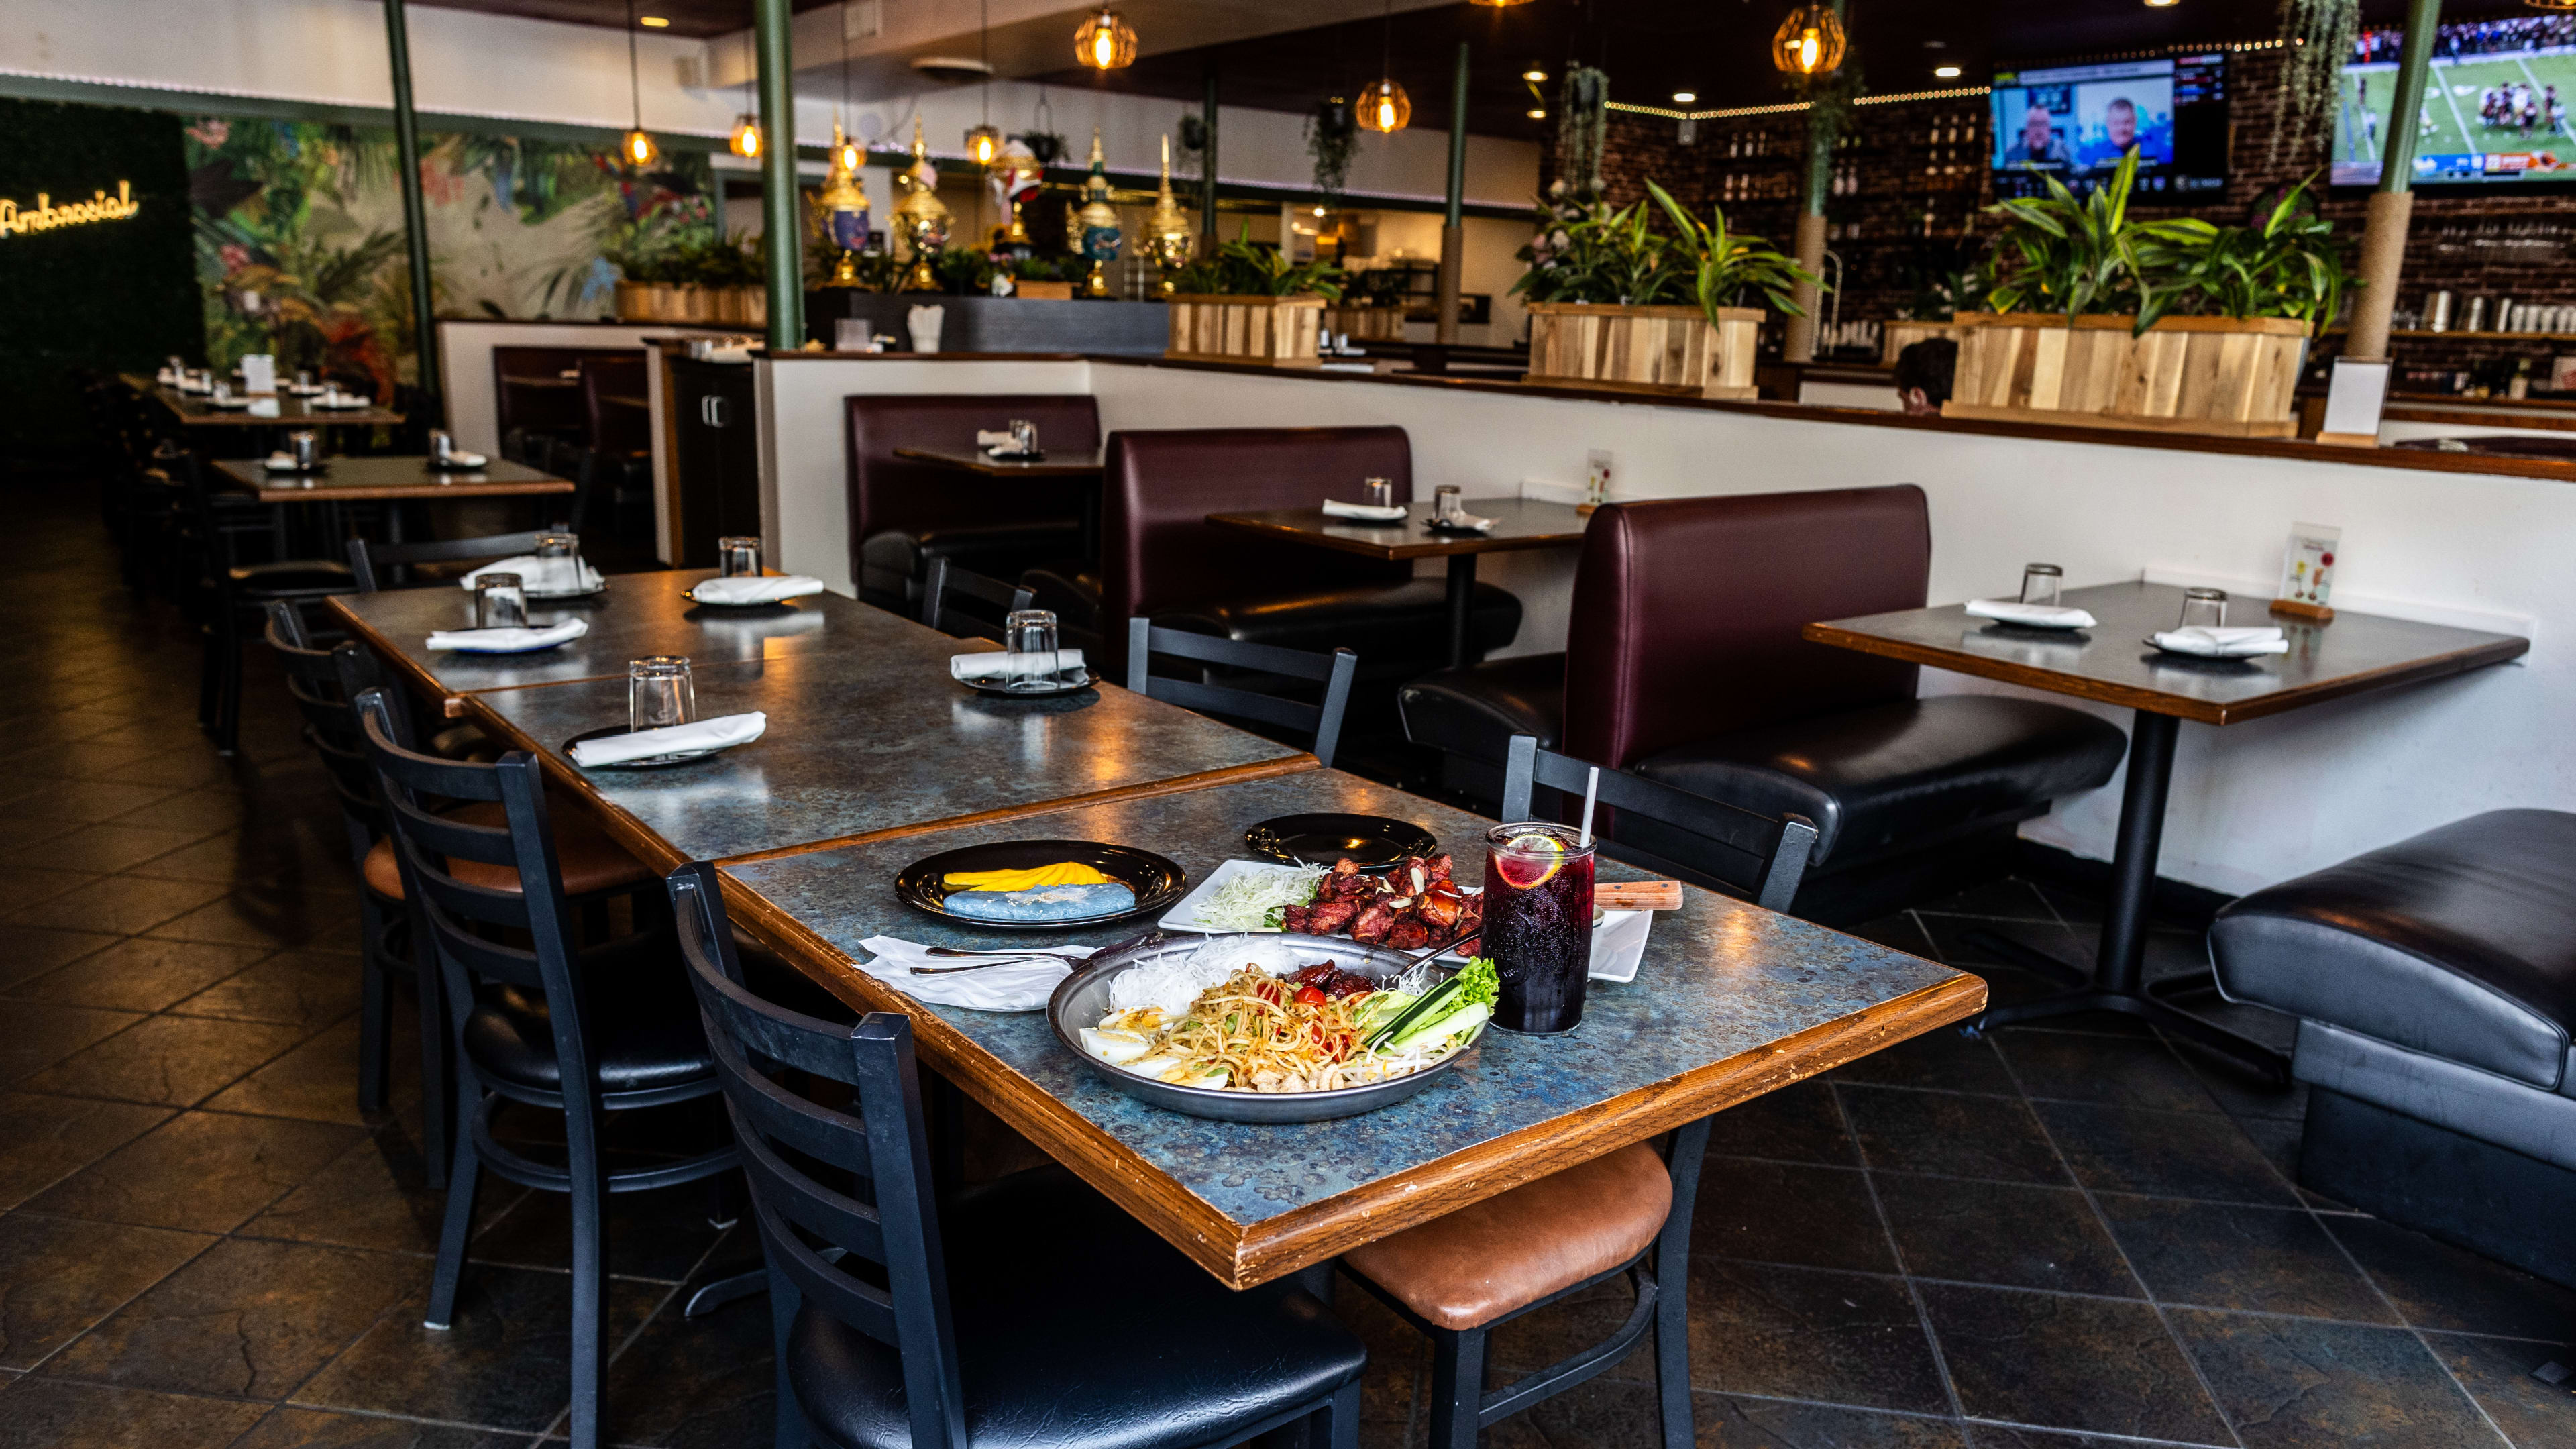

{"left": 1444, "top": 553, "right": 1477, "bottom": 668}
{"left": 1959, "top": 708, "right": 2289, "bottom": 1085}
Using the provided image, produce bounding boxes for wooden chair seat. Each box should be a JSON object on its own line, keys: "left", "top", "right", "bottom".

{"left": 362, "top": 798, "right": 651, "bottom": 900}
{"left": 1340, "top": 1142, "right": 1671, "bottom": 1330}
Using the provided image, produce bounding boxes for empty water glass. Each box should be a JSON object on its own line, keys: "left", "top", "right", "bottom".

{"left": 2179, "top": 588, "right": 2229, "bottom": 630}
{"left": 295, "top": 369, "right": 313, "bottom": 391}
{"left": 534, "top": 531, "right": 582, "bottom": 594}
{"left": 1434, "top": 484, "right": 1464, "bottom": 522}
{"left": 718, "top": 536, "right": 763, "bottom": 578}
{"left": 2019, "top": 564, "right": 2063, "bottom": 608}
{"left": 1004, "top": 609, "right": 1061, "bottom": 688}
{"left": 629, "top": 657, "right": 694, "bottom": 732}
{"left": 1364, "top": 477, "right": 1395, "bottom": 509}
{"left": 289, "top": 431, "right": 320, "bottom": 471}
{"left": 475, "top": 574, "right": 527, "bottom": 629}
{"left": 429, "top": 429, "right": 455, "bottom": 462}
{"left": 1009, "top": 419, "right": 1038, "bottom": 455}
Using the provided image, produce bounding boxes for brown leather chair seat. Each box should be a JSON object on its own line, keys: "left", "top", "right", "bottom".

{"left": 1340, "top": 1142, "right": 1671, "bottom": 1331}
{"left": 362, "top": 798, "right": 652, "bottom": 900}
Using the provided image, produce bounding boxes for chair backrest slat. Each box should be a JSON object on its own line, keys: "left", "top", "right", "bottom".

{"left": 348, "top": 527, "right": 566, "bottom": 592}
{"left": 921, "top": 557, "right": 1034, "bottom": 643}
{"left": 1501, "top": 735, "right": 1817, "bottom": 914}
{"left": 1124, "top": 617, "right": 1356, "bottom": 769}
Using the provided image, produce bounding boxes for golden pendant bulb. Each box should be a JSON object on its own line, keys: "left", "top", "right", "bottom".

{"left": 1074, "top": 7, "right": 1136, "bottom": 70}
{"left": 1359, "top": 78, "right": 1410, "bottom": 134}
{"left": 622, "top": 128, "right": 658, "bottom": 168}
{"left": 1770, "top": 4, "right": 1847, "bottom": 77}
{"left": 729, "top": 115, "right": 762, "bottom": 159}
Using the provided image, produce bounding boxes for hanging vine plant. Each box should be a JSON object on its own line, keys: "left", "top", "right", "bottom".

{"left": 1177, "top": 112, "right": 1209, "bottom": 180}
{"left": 2271, "top": 0, "right": 2359, "bottom": 167}
{"left": 1307, "top": 95, "right": 1358, "bottom": 213}
{"left": 1557, "top": 65, "right": 1609, "bottom": 200}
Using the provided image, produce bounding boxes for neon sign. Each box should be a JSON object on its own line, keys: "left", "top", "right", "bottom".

{"left": 0, "top": 181, "right": 142, "bottom": 238}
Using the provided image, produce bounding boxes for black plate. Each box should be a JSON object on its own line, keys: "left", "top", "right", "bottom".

{"left": 1244, "top": 813, "right": 1439, "bottom": 871}
{"left": 561, "top": 723, "right": 732, "bottom": 769}
{"left": 894, "top": 840, "right": 1186, "bottom": 930}
{"left": 953, "top": 669, "right": 1098, "bottom": 699}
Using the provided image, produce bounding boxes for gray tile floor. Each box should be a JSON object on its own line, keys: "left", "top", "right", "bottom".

{"left": 1, "top": 481, "right": 2571, "bottom": 1448}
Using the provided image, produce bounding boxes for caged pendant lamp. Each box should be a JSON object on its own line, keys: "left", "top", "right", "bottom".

{"left": 1358, "top": 0, "right": 1410, "bottom": 133}
{"left": 966, "top": 0, "right": 1003, "bottom": 164}
{"left": 1075, "top": 7, "right": 1137, "bottom": 70}
{"left": 1771, "top": 3, "right": 1847, "bottom": 78}
{"left": 728, "top": 29, "right": 761, "bottom": 158}
{"left": 621, "top": 0, "right": 658, "bottom": 168}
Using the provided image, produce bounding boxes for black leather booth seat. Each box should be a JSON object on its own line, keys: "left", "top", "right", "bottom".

{"left": 2212, "top": 808, "right": 2576, "bottom": 1287}
{"left": 845, "top": 394, "right": 1097, "bottom": 613}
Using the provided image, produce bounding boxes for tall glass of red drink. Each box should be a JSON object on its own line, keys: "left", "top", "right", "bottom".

{"left": 1481, "top": 822, "right": 1595, "bottom": 1034}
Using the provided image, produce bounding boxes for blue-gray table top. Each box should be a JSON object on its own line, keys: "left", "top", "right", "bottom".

{"left": 721, "top": 767, "right": 1978, "bottom": 1285}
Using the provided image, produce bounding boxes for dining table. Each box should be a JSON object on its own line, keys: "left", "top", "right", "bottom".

{"left": 126, "top": 373, "right": 407, "bottom": 432}
{"left": 1203, "top": 497, "right": 1592, "bottom": 667}
{"left": 214, "top": 455, "right": 573, "bottom": 506}
{"left": 1804, "top": 578, "right": 2530, "bottom": 1083}
{"left": 892, "top": 445, "right": 1108, "bottom": 560}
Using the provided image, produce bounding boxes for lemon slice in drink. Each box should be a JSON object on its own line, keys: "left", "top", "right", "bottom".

{"left": 1493, "top": 831, "right": 1566, "bottom": 890}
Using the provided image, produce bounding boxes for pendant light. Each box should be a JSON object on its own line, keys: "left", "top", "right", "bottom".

{"left": 728, "top": 26, "right": 761, "bottom": 158}
{"left": 1075, "top": 7, "right": 1138, "bottom": 70}
{"left": 621, "top": 0, "right": 657, "bottom": 168}
{"left": 1358, "top": 0, "right": 1410, "bottom": 134}
{"left": 833, "top": 1, "right": 863, "bottom": 174}
{"left": 1467, "top": 0, "right": 1533, "bottom": 5}
{"left": 1770, "top": 3, "right": 1848, "bottom": 78}
{"left": 966, "top": 0, "right": 1004, "bottom": 164}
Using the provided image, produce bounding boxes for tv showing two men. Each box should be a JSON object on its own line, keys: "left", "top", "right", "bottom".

{"left": 1990, "top": 55, "right": 2230, "bottom": 199}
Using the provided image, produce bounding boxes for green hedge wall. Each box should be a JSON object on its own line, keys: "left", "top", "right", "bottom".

{"left": 0, "top": 97, "right": 200, "bottom": 463}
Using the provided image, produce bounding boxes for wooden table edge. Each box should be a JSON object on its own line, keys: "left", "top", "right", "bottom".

{"left": 1202, "top": 511, "right": 1585, "bottom": 561}
{"left": 891, "top": 445, "right": 1106, "bottom": 479}
{"left": 244, "top": 481, "right": 576, "bottom": 502}
{"left": 1800, "top": 621, "right": 2530, "bottom": 725}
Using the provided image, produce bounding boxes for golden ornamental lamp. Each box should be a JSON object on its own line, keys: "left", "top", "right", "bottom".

{"left": 965, "top": 123, "right": 1003, "bottom": 166}
{"left": 1358, "top": 78, "right": 1411, "bottom": 134}
{"left": 892, "top": 117, "right": 953, "bottom": 291}
{"left": 816, "top": 122, "right": 873, "bottom": 286}
{"left": 1145, "top": 133, "right": 1193, "bottom": 292}
{"left": 1771, "top": 3, "right": 1847, "bottom": 78}
{"left": 1074, "top": 7, "right": 1137, "bottom": 70}
{"left": 1075, "top": 127, "right": 1123, "bottom": 297}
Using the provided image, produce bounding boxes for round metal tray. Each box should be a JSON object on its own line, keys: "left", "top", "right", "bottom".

{"left": 1049, "top": 932, "right": 1479, "bottom": 1122}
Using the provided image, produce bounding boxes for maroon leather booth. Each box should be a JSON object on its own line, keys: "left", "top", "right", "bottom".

{"left": 845, "top": 394, "right": 1095, "bottom": 612}
{"left": 1400, "top": 486, "right": 2125, "bottom": 919}
{"left": 1021, "top": 425, "right": 1520, "bottom": 680}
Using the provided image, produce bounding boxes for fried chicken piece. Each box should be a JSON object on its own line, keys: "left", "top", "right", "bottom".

{"left": 1280, "top": 904, "right": 1311, "bottom": 932}
{"left": 1385, "top": 918, "right": 1430, "bottom": 950}
{"left": 1415, "top": 886, "right": 1464, "bottom": 930}
{"left": 1422, "top": 853, "right": 1454, "bottom": 883}
{"left": 1305, "top": 897, "right": 1362, "bottom": 934}
{"left": 1350, "top": 901, "right": 1395, "bottom": 943}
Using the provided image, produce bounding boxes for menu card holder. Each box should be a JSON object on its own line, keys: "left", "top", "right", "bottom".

{"left": 2314, "top": 358, "right": 2388, "bottom": 449}
{"left": 2271, "top": 522, "right": 2339, "bottom": 623}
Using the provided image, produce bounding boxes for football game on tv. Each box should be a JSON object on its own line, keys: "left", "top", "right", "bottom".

{"left": 2337, "top": 14, "right": 2576, "bottom": 187}
{"left": 1990, "top": 54, "right": 2231, "bottom": 199}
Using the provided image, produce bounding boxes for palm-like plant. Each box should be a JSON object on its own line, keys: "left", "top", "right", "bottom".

{"left": 1511, "top": 192, "right": 1688, "bottom": 306}
{"left": 1169, "top": 224, "right": 1346, "bottom": 300}
{"left": 1646, "top": 180, "right": 1819, "bottom": 325}
{"left": 1981, "top": 148, "right": 2151, "bottom": 326}
{"left": 2131, "top": 176, "right": 2352, "bottom": 333}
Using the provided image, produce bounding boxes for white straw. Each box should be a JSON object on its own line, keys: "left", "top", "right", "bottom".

{"left": 1578, "top": 766, "right": 1600, "bottom": 848}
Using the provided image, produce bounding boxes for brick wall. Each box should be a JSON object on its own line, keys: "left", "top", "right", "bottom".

{"left": 1538, "top": 50, "right": 2576, "bottom": 388}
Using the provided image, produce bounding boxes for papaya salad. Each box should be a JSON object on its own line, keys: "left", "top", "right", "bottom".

{"left": 1077, "top": 937, "right": 1496, "bottom": 1093}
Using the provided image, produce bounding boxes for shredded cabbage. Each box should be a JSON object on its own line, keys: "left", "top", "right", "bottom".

{"left": 1194, "top": 863, "right": 1324, "bottom": 932}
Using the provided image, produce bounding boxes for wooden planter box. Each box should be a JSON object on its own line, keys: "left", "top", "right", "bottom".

{"left": 1324, "top": 304, "right": 1406, "bottom": 341}
{"left": 615, "top": 283, "right": 764, "bottom": 325}
{"left": 1943, "top": 312, "right": 2309, "bottom": 439}
{"left": 1165, "top": 294, "right": 1328, "bottom": 368}
{"left": 1523, "top": 302, "right": 1762, "bottom": 400}
{"left": 1880, "top": 319, "right": 1962, "bottom": 365}
{"left": 1015, "top": 280, "right": 1077, "bottom": 301}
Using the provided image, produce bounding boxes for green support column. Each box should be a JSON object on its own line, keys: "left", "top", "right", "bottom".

{"left": 754, "top": 0, "right": 802, "bottom": 350}
{"left": 1200, "top": 62, "right": 1221, "bottom": 251}
{"left": 382, "top": 0, "right": 441, "bottom": 422}
{"left": 1436, "top": 42, "right": 1469, "bottom": 345}
{"left": 1783, "top": 0, "right": 1844, "bottom": 363}
{"left": 2348, "top": 0, "right": 2443, "bottom": 360}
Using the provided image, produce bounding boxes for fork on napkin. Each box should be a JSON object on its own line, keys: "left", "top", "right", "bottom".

{"left": 952, "top": 649, "right": 1085, "bottom": 682}
{"left": 2150, "top": 625, "right": 2289, "bottom": 658}
{"left": 853, "top": 936, "right": 1068, "bottom": 1010}
{"left": 427, "top": 619, "right": 588, "bottom": 653}
{"left": 460, "top": 555, "right": 602, "bottom": 596}
{"left": 690, "top": 574, "right": 825, "bottom": 606}
{"left": 1966, "top": 598, "right": 2099, "bottom": 629}
{"left": 1322, "top": 499, "right": 1408, "bottom": 523}
{"left": 567, "top": 712, "right": 766, "bottom": 767}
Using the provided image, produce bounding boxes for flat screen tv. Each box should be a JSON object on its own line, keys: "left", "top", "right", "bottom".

{"left": 1990, "top": 54, "right": 2230, "bottom": 200}
{"left": 2336, "top": 15, "right": 2576, "bottom": 187}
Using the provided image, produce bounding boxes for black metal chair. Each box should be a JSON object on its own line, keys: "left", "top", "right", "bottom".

{"left": 1501, "top": 735, "right": 1819, "bottom": 913}
{"left": 347, "top": 525, "right": 568, "bottom": 592}
{"left": 664, "top": 860, "right": 1368, "bottom": 1449}
{"left": 919, "top": 557, "right": 1034, "bottom": 643}
{"left": 356, "top": 689, "right": 731, "bottom": 1449}
{"left": 176, "top": 445, "right": 355, "bottom": 753}
{"left": 1124, "top": 617, "right": 1358, "bottom": 769}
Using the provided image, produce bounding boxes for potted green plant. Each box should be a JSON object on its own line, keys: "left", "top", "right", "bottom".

{"left": 1163, "top": 225, "right": 1344, "bottom": 368}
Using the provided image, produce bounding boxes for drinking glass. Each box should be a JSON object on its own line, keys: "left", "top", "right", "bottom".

{"left": 1004, "top": 609, "right": 1061, "bottom": 688}
{"left": 718, "top": 536, "right": 763, "bottom": 578}
{"left": 1481, "top": 822, "right": 1597, "bottom": 1034}
{"left": 2019, "top": 563, "right": 2063, "bottom": 608}
{"left": 288, "top": 431, "right": 320, "bottom": 471}
{"left": 1364, "top": 477, "right": 1395, "bottom": 509}
{"left": 429, "top": 429, "right": 454, "bottom": 462}
{"left": 534, "top": 531, "right": 582, "bottom": 594}
{"left": 629, "top": 657, "right": 694, "bottom": 732}
{"left": 1009, "top": 419, "right": 1038, "bottom": 455}
{"left": 295, "top": 369, "right": 313, "bottom": 391}
{"left": 1434, "top": 484, "right": 1464, "bottom": 523}
{"left": 474, "top": 574, "right": 527, "bottom": 629}
{"left": 2179, "top": 588, "right": 2229, "bottom": 630}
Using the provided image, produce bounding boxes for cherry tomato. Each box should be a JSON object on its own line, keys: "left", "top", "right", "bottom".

{"left": 1295, "top": 985, "right": 1328, "bottom": 1007}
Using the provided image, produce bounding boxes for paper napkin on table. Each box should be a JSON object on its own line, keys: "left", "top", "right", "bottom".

{"left": 437, "top": 450, "right": 490, "bottom": 468}
{"left": 427, "top": 619, "right": 588, "bottom": 653}
{"left": 2150, "top": 626, "right": 2289, "bottom": 658}
{"left": 567, "top": 712, "right": 766, "bottom": 767}
{"left": 1966, "top": 598, "right": 2099, "bottom": 629}
{"left": 1322, "top": 499, "right": 1407, "bottom": 522}
{"left": 460, "top": 555, "right": 602, "bottom": 596}
{"left": 690, "top": 574, "right": 824, "bottom": 605}
{"left": 264, "top": 453, "right": 315, "bottom": 472}
{"left": 975, "top": 429, "right": 1014, "bottom": 448}
{"left": 951, "top": 649, "right": 1085, "bottom": 682}
{"left": 1430, "top": 511, "right": 1497, "bottom": 534}
{"left": 852, "top": 935, "right": 1068, "bottom": 1012}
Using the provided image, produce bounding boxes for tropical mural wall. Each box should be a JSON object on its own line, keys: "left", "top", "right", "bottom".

{"left": 184, "top": 116, "right": 716, "bottom": 399}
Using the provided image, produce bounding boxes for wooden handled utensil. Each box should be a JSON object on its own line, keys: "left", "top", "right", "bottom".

{"left": 1594, "top": 879, "right": 1683, "bottom": 911}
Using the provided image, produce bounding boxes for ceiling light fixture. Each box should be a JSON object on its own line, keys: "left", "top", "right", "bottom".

{"left": 1672, "top": 89, "right": 1697, "bottom": 103}
{"left": 1075, "top": 7, "right": 1137, "bottom": 70}
{"left": 1358, "top": 0, "right": 1409, "bottom": 133}
{"left": 637, "top": 14, "right": 668, "bottom": 26}
{"left": 1933, "top": 64, "right": 1962, "bottom": 78}
{"left": 1527, "top": 107, "right": 1546, "bottom": 119}
{"left": 621, "top": 0, "right": 657, "bottom": 169}
{"left": 2143, "top": 0, "right": 2178, "bottom": 7}
{"left": 728, "top": 25, "right": 761, "bottom": 159}
{"left": 1770, "top": 3, "right": 1848, "bottom": 78}
{"left": 967, "top": 0, "right": 1002, "bottom": 164}
{"left": 1468, "top": 0, "right": 1534, "bottom": 7}
{"left": 1522, "top": 66, "right": 1548, "bottom": 82}
{"left": 835, "top": 1, "right": 862, "bottom": 174}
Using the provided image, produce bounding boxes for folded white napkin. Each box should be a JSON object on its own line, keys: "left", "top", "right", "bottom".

{"left": 1322, "top": 499, "right": 1408, "bottom": 522}
{"left": 1967, "top": 598, "right": 2100, "bottom": 629}
{"left": 2151, "top": 626, "right": 2290, "bottom": 658}
{"left": 460, "top": 555, "right": 602, "bottom": 596}
{"left": 690, "top": 574, "right": 824, "bottom": 606}
{"left": 568, "top": 711, "right": 767, "bottom": 767}
{"left": 1431, "top": 512, "right": 1497, "bottom": 534}
{"left": 264, "top": 453, "right": 316, "bottom": 472}
{"left": 427, "top": 619, "right": 588, "bottom": 653}
{"left": 974, "top": 429, "right": 1014, "bottom": 447}
{"left": 851, "top": 935, "right": 1067, "bottom": 1012}
{"left": 951, "top": 649, "right": 1085, "bottom": 682}
{"left": 436, "top": 450, "right": 490, "bottom": 468}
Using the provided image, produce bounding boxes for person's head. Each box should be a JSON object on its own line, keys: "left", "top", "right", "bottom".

{"left": 2021, "top": 105, "right": 2055, "bottom": 152}
{"left": 2104, "top": 98, "right": 2137, "bottom": 148}
{"left": 1894, "top": 338, "right": 1959, "bottom": 417}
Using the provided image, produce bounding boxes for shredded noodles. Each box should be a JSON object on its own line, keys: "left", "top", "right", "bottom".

{"left": 1103, "top": 965, "right": 1461, "bottom": 1093}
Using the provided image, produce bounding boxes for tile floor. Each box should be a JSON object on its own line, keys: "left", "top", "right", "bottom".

{"left": 1, "top": 478, "right": 2571, "bottom": 1448}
